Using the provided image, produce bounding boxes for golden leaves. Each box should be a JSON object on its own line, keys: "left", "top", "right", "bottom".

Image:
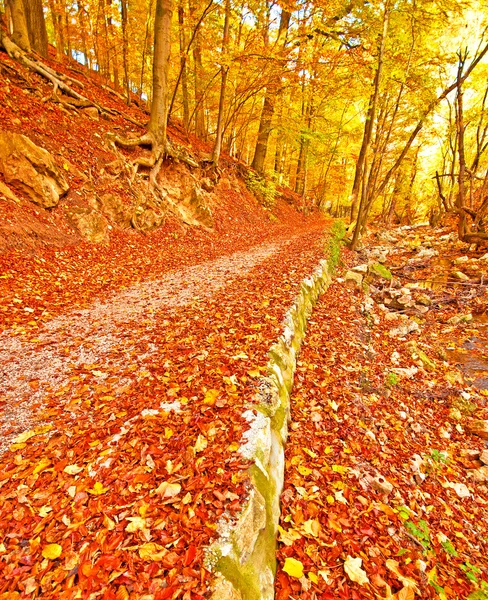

{"left": 343, "top": 555, "right": 369, "bottom": 586}
{"left": 41, "top": 544, "right": 62, "bottom": 560}
{"left": 13, "top": 425, "right": 53, "bottom": 444}
{"left": 87, "top": 482, "right": 109, "bottom": 495}
{"left": 63, "top": 464, "right": 83, "bottom": 475}
{"left": 138, "top": 542, "right": 166, "bottom": 561}
{"left": 155, "top": 481, "right": 181, "bottom": 499}
{"left": 283, "top": 557, "right": 304, "bottom": 578}
{"left": 203, "top": 389, "right": 220, "bottom": 405}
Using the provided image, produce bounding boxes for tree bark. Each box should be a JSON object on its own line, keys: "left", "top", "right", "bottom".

{"left": 212, "top": 0, "right": 231, "bottom": 165}
{"left": 148, "top": 0, "right": 174, "bottom": 148}
{"left": 23, "top": 0, "right": 48, "bottom": 57}
{"left": 251, "top": 9, "right": 290, "bottom": 174}
{"left": 5, "top": 0, "right": 31, "bottom": 52}
{"left": 120, "top": 0, "right": 131, "bottom": 104}
{"left": 349, "top": 6, "right": 389, "bottom": 225}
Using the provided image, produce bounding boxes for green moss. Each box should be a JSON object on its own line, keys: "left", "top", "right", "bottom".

{"left": 370, "top": 262, "right": 393, "bottom": 280}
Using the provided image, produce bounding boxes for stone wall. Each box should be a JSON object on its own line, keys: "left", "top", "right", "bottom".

{"left": 205, "top": 237, "right": 340, "bottom": 599}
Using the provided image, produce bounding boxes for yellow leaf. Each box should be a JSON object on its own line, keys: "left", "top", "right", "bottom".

{"left": 228, "top": 441, "right": 240, "bottom": 452}
{"left": 204, "top": 389, "right": 220, "bottom": 405}
{"left": 283, "top": 557, "right": 304, "bottom": 578}
{"left": 164, "top": 427, "right": 174, "bottom": 439}
{"left": 14, "top": 425, "right": 53, "bottom": 444}
{"left": 87, "top": 482, "right": 108, "bottom": 495}
{"left": 232, "top": 352, "right": 248, "bottom": 360}
{"left": 344, "top": 555, "right": 369, "bottom": 586}
{"left": 332, "top": 465, "right": 349, "bottom": 474}
{"left": 63, "top": 464, "right": 83, "bottom": 475}
{"left": 324, "top": 446, "right": 333, "bottom": 454}
{"left": 155, "top": 481, "right": 181, "bottom": 498}
{"left": 395, "top": 587, "right": 415, "bottom": 600}
{"left": 302, "top": 448, "right": 317, "bottom": 458}
{"left": 139, "top": 542, "right": 166, "bottom": 561}
{"left": 247, "top": 369, "right": 261, "bottom": 378}
{"left": 298, "top": 465, "right": 313, "bottom": 476}
{"left": 326, "top": 495, "right": 335, "bottom": 504}
{"left": 302, "top": 519, "right": 321, "bottom": 537}
{"left": 194, "top": 434, "right": 208, "bottom": 453}
{"left": 39, "top": 505, "right": 52, "bottom": 517}
{"left": 308, "top": 572, "right": 319, "bottom": 584}
{"left": 42, "top": 543, "right": 62, "bottom": 560}
{"left": 125, "top": 517, "right": 147, "bottom": 533}
{"left": 103, "top": 514, "right": 116, "bottom": 530}
{"left": 33, "top": 457, "right": 51, "bottom": 475}
{"left": 278, "top": 525, "right": 302, "bottom": 546}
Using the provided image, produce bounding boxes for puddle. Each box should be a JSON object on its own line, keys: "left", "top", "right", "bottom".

{"left": 448, "top": 314, "right": 488, "bottom": 389}
{"left": 416, "top": 258, "right": 451, "bottom": 290}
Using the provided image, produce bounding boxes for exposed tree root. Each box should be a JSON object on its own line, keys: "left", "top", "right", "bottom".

{"left": 0, "top": 30, "right": 143, "bottom": 128}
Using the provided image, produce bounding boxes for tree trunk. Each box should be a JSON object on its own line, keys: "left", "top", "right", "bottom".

{"left": 178, "top": 1, "right": 190, "bottom": 128}
{"left": 6, "top": 0, "right": 30, "bottom": 51}
{"left": 456, "top": 51, "right": 468, "bottom": 239}
{"left": 120, "top": 0, "right": 131, "bottom": 103}
{"left": 23, "top": 0, "right": 48, "bottom": 57}
{"left": 148, "top": 0, "right": 174, "bottom": 148}
{"left": 251, "top": 9, "right": 290, "bottom": 174}
{"left": 349, "top": 6, "right": 390, "bottom": 225}
{"left": 193, "top": 40, "right": 206, "bottom": 138}
{"left": 212, "top": 0, "right": 231, "bottom": 165}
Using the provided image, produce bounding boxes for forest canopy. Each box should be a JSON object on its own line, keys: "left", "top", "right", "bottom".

{"left": 2, "top": 0, "right": 488, "bottom": 243}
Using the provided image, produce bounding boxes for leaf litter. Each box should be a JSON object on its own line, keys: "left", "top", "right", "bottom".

{"left": 276, "top": 226, "right": 488, "bottom": 600}
{"left": 0, "top": 222, "right": 328, "bottom": 598}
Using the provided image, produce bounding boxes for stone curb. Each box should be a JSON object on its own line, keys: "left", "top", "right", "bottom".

{"left": 205, "top": 253, "right": 336, "bottom": 600}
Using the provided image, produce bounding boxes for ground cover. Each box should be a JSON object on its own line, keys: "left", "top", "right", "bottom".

{"left": 276, "top": 228, "right": 488, "bottom": 599}
{"left": 0, "top": 226, "right": 329, "bottom": 599}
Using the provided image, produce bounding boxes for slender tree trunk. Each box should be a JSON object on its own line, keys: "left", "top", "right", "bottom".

{"left": 251, "top": 9, "right": 290, "bottom": 174}
{"left": 77, "top": 3, "right": 91, "bottom": 68}
{"left": 48, "top": 0, "right": 65, "bottom": 60}
{"left": 212, "top": 0, "right": 231, "bottom": 165}
{"left": 349, "top": 6, "right": 390, "bottom": 225}
{"left": 456, "top": 51, "right": 468, "bottom": 239}
{"left": 148, "top": 0, "right": 174, "bottom": 148}
{"left": 121, "top": 0, "right": 131, "bottom": 104}
{"left": 178, "top": 1, "right": 190, "bottom": 128}
{"left": 140, "top": 0, "right": 154, "bottom": 97}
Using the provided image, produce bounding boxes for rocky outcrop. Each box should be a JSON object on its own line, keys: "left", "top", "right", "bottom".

{"left": 66, "top": 207, "right": 108, "bottom": 243}
{"left": 0, "top": 131, "right": 69, "bottom": 208}
{"left": 98, "top": 193, "right": 133, "bottom": 228}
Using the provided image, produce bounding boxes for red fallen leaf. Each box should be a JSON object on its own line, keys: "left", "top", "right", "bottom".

{"left": 161, "top": 551, "right": 180, "bottom": 568}
{"left": 154, "top": 586, "right": 177, "bottom": 600}
{"left": 184, "top": 545, "right": 197, "bottom": 566}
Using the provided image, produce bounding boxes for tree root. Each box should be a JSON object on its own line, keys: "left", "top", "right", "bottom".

{"left": 0, "top": 30, "right": 142, "bottom": 128}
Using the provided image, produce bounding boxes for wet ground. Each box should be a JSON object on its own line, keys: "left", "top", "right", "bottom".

{"left": 448, "top": 314, "right": 488, "bottom": 389}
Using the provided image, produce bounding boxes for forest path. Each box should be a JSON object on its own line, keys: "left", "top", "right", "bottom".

{"left": 0, "top": 226, "right": 328, "bottom": 598}
{"left": 0, "top": 238, "right": 282, "bottom": 453}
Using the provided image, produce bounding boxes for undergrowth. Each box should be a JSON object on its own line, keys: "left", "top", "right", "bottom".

{"left": 245, "top": 171, "right": 278, "bottom": 210}
{"left": 328, "top": 219, "right": 346, "bottom": 269}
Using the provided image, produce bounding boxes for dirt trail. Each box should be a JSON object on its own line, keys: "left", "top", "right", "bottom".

{"left": 0, "top": 239, "right": 282, "bottom": 454}
{"left": 0, "top": 227, "right": 328, "bottom": 598}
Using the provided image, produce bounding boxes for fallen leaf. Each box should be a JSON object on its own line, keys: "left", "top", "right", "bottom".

{"left": 42, "top": 543, "right": 62, "bottom": 560}
{"left": 155, "top": 481, "right": 181, "bottom": 498}
{"left": 344, "top": 555, "right": 369, "bottom": 586}
{"left": 139, "top": 542, "right": 166, "bottom": 561}
{"left": 63, "top": 464, "right": 83, "bottom": 475}
{"left": 87, "top": 482, "right": 109, "bottom": 495}
{"left": 283, "top": 557, "right": 304, "bottom": 578}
